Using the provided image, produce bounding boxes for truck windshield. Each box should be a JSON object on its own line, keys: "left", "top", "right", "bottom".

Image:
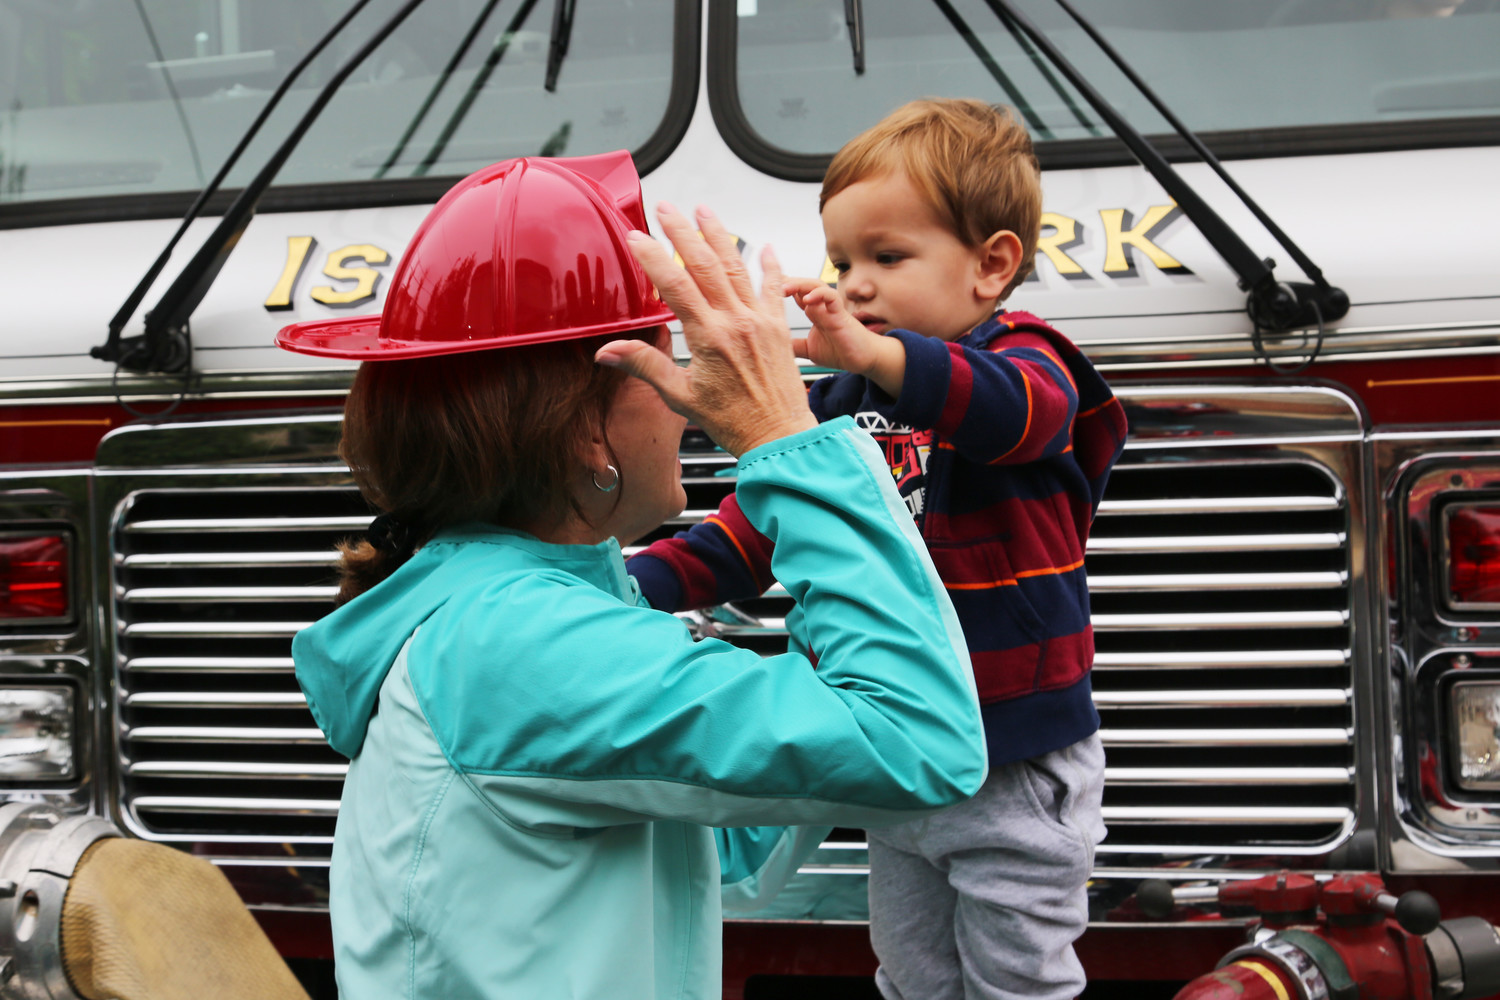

{"left": 0, "top": 0, "right": 681, "bottom": 209}
{"left": 730, "top": 0, "right": 1500, "bottom": 155}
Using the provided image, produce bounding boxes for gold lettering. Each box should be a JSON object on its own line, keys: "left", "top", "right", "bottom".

{"left": 820, "top": 256, "right": 839, "bottom": 285}
{"left": 310, "top": 244, "right": 391, "bottom": 307}
{"left": 1035, "top": 212, "right": 1087, "bottom": 279}
{"left": 264, "top": 236, "right": 316, "bottom": 311}
{"left": 1100, "top": 204, "right": 1189, "bottom": 276}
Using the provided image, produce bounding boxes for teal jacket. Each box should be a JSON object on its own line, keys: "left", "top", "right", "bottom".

{"left": 293, "top": 419, "right": 987, "bottom": 999}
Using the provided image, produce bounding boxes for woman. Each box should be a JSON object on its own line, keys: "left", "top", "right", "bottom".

{"left": 277, "top": 152, "right": 986, "bottom": 999}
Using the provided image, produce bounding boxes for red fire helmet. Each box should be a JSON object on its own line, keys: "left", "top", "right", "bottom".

{"left": 275, "top": 150, "right": 675, "bottom": 360}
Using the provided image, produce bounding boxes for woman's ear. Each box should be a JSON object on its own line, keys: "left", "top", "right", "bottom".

{"left": 974, "top": 230, "right": 1025, "bottom": 303}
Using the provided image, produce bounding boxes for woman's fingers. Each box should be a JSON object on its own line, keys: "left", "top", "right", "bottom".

{"left": 626, "top": 229, "right": 708, "bottom": 328}
{"left": 757, "top": 244, "right": 786, "bottom": 316}
{"left": 595, "top": 339, "right": 693, "bottom": 414}
{"left": 655, "top": 203, "right": 738, "bottom": 312}
{"left": 696, "top": 206, "right": 756, "bottom": 306}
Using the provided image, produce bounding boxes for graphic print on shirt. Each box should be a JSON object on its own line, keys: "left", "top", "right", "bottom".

{"left": 855, "top": 411, "right": 933, "bottom": 518}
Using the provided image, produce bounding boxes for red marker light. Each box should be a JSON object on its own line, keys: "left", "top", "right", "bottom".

{"left": 1449, "top": 505, "right": 1500, "bottom": 609}
{"left": 0, "top": 535, "right": 68, "bottom": 621}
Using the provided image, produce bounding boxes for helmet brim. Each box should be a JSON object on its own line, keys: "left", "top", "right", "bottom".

{"left": 276, "top": 306, "right": 676, "bottom": 361}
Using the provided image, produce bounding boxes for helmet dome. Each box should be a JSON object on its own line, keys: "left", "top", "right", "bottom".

{"left": 276, "top": 151, "right": 674, "bottom": 360}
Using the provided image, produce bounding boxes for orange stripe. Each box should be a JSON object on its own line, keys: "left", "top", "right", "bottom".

{"left": 0, "top": 419, "right": 113, "bottom": 429}
{"left": 944, "top": 557, "right": 1085, "bottom": 590}
{"left": 704, "top": 515, "right": 763, "bottom": 590}
{"left": 989, "top": 370, "right": 1033, "bottom": 464}
{"left": 1076, "top": 398, "right": 1114, "bottom": 419}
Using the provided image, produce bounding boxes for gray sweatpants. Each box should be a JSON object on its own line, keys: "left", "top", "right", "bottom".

{"left": 867, "top": 733, "right": 1106, "bottom": 1000}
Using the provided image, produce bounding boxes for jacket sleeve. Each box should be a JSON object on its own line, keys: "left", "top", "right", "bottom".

{"left": 627, "top": 493, "right": 774, "bottom": 612}
{"left": 410, "top": 418, "right": 987, "bottom": 831}
{"left": 715, "top": 825, "right": 832, "bottom": 911}
{"left": 882, "top": 328, "right": 1078, "bottom": 465}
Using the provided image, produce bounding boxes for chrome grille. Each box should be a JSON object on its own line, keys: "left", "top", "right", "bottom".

{"left": 111, "top": 433, "right": 1353, "bottom": 853}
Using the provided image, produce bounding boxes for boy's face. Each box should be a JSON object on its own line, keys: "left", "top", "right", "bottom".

{"left": 822, "top": 171, "right": 1002, "bottom": 342}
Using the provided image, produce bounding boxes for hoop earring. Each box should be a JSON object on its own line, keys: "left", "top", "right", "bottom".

{"left": 592, "top": 464, "right": 619, "bottom": 493}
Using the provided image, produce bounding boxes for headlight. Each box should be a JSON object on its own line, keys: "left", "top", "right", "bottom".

{"left": 1452, "top": 680, "right": 1500, "bottom": 790}
{"left": 0, "top": 687, "right": 74, "bottom": 781}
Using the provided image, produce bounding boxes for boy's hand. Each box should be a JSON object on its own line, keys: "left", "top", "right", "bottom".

{"left": 785, "top": 277, "right": 906, "bottom": 397}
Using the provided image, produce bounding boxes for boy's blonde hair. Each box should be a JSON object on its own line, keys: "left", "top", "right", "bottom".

{"left": 821, "top": 98, "right": 1041, "bottom": 298}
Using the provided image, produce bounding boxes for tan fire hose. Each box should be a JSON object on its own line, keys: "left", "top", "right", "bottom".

{"left": 59, "top": 838, "right": 310, "bottom": 1000}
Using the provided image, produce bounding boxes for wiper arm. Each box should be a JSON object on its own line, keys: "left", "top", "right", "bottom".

{"left": 979, "top": 0, "right": 1349, "bottom": 337}
{"left": 95, "top": 0, "right": 378, "bottom": 369}
{"left": 844, "top": 0, "right": 865, "bottom": 75}
{"left": 930, "top": 0, "right": 1050, "bottom": 140}
{"left": 376, "top": 0, "right": 507, "bottom": 179}
{"left": 1043, "top": 0, "right": 1342, "bottom": 322}
{"left": 121, "top": 0, "right": 431, "bottom": 374}
{"left": 545, "top": 0, "right": 576, "bottom": 92}
{"left": 414, "top": 0, "right": 544, "bottom": 177}
{"left": 983, "top": 2, "right": 1099, "bottom": 138}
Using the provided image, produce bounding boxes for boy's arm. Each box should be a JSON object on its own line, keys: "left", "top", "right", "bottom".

{"left": 627, "top": 492, "right": 775, "bottom": 612}
{"left": 882, "top": 328, "right": 1079, "bottom": 466}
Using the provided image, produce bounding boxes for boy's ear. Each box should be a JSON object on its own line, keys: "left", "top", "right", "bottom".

{"left": 974, "top": 230, "right": 1025, "bottom": 302}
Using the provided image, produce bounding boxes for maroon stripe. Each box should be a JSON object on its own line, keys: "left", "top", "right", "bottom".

{"left": 970, "top": 627, "right": 1093, "bottom": 703}
{"left": 934, "top": 343, "right": 973, "bottom": 438}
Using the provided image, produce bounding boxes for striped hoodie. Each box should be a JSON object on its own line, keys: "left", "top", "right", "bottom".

{"left": 628, "top": 311, "right": 1128, "bottom": 765}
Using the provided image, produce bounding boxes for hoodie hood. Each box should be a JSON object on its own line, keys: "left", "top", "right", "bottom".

{"left": 294, "top": 524, "right": 634, "bottom": 758}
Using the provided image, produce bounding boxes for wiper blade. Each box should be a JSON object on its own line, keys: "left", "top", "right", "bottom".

{"left": 375, "top": 0, "right": 507, "bottom": 179}
{"left": 95, "top": 0, "right": 378, "bottom": 370}
{"left": 545, "top": 0, "right": 576, "bottom": 92}
{"left": 930, "top": 0, "right": 1049, "bottom": 139}
{"left": 414, "top": 0, "right": 545, "bottom": 176}
{"left": 844, "top": 0, "right": 865, "bottom": 75}
{"left": 983, "top": 2, "right": 1099, "bottom": 138}
{"left": 979, "top": 0, "right": 1348, "bottom": 338}
{"left": 123, "top": 0, "right": 431, "bottom": 374}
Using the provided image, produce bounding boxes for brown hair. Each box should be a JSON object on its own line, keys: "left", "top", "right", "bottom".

{"left": 820, "top": 98, "right": 1042, "bottom": 298}
{"left": 335, "top": 333, "right": 648, "bottom": 604}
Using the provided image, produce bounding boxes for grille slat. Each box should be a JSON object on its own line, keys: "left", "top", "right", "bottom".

{"left": 113, "top": 448, "right": 1356, "bottom": 855}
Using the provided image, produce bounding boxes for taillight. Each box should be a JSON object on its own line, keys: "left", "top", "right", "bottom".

{"left": 0, "top": 534, "right": 68, "bottom": 622}
{"left": 1448, "top": 504, "right": 1500, "bottom": 610}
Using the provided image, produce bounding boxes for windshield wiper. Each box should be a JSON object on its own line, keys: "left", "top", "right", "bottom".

{"left": 930, "top": 0, "right": 1049, "bottom": 139}
{"left": 844, "top": 0, "right": 865, "bottom": 75}
{"left": 981, "top": 0, "right": 1349, "bottom": 342}
{"left": 105, "top": 0, "right": 431, "bottom": 374}
{"left": 95, "top": 0, "right": 378, "bottom": 370}
{"left": 414, "top": 0, "right": 544, "bottom": 176}
{"left": 375, "top": 0, "right": 507, "bottom": 179}
{"left": 545, "top": 0, "right": 576, "bottom": 91}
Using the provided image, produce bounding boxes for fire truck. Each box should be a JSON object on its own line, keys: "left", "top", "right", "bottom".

{"left": 1, "top": 0, "right": 1499, "bottom": 996}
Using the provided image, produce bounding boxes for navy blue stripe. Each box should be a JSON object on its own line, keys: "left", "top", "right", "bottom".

{"left": 980, "top": 673, "right": 1099, "bottom": 765}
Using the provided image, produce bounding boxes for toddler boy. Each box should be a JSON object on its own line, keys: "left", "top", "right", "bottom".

{"left": 629, "top": 98, "right": 1128, "bottom": 1000}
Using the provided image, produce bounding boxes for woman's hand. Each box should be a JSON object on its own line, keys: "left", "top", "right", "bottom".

{"left": 596, "top": 204, "right": 817, "bottom": 458}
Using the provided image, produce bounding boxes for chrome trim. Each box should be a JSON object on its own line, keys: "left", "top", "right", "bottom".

{"left": 125, "top": 727, "right": 327, "bottom": 744}
{"left": 1102, "top": 806, "right": 1354, "bottom": 824}
{"left": 123, "top": 657, "right": 294, "bottom": 673}
{"left": 1099, "top": 728, "right": 1352, "bottom": 746}
{"left": 1092, "top": 690, "right": 1350, "bottom": 709}
{"left": 123, "top": 692, "right": 307, "bottom": 709}
{"left": 119, "top": 552, "right": 339, "bottom": 569}
{"left": 1098, "top": 497, "right": 1341, "bottom": 515}
{"left": 1087, "top": 533, "right": 1345, "bottom": 554}
{"left": 1104, "top": 767, "right": 1354, "bottom": 785}
{"left": 130, "top": 797, "right": 340, "bottom": 815}
{"left": 1375, "top": 433, "right": 1500, "bottom": 871}
{"left": 1087, "top": 572, "right": 1345, "bottom": 592}
{"left": 125, "top": 516, "right": 370, "bottom": 534}
{"left": 121, "top": 622, "right": 309, "bottom": 638}
{"left": 122, "top": 586, "right": 338, "bottom": 603}
{"left": 2, "top": 322, "right": 1495, "bottom": 406}
{"left": 127, "top": 761, "right": 347, "bottom": 779}
{"left": 1091, "top": 611, "right": 1348, "bottom": 630}
{"left": 1093, "top": 650, "right": 1349, "bottom": 669}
